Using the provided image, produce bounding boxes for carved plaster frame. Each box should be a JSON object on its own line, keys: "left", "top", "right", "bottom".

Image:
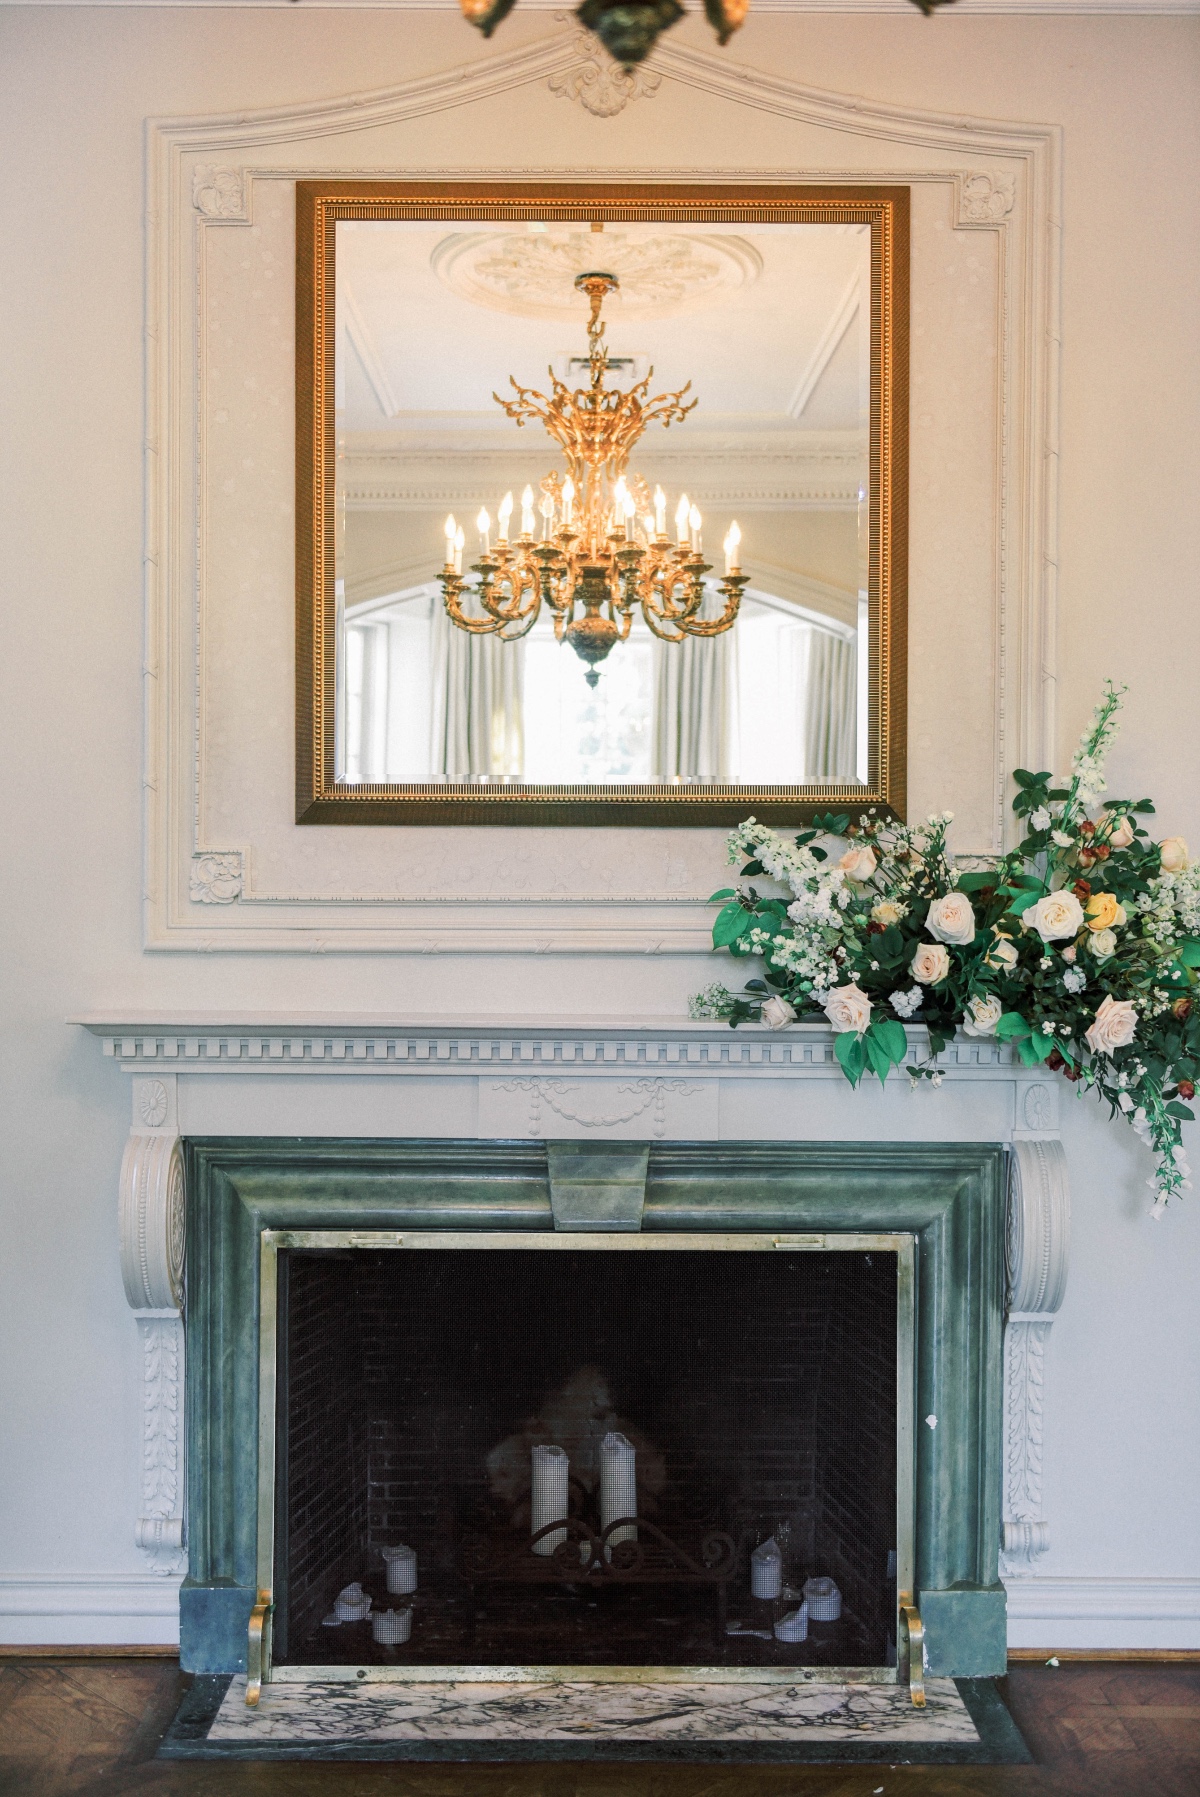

{"left": 144, "top": 30, "right": 1062, "bottom": 952}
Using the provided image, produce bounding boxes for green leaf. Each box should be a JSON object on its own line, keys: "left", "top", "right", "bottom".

{"left": 833, "top": 1029, "right": 866, "bottom": 1088}
{"left": 812, "top": 811, "right": 851, "bottom": 837}
{"left": 956, "top": 872, "right": 999, "bottom": 892}
{"left": 871, "top": 1016, "right": 909, "bottom": 1062}
{"left": 739, "top": 860, "right": 763, "bottom": 877}
{"left": 865, "top": 1032, "right": 893, "bottom": 1086}
{"left": 708, "top": 888, "right": 736, "bottom": 902}
{"left": 1029, "top": 1031, "right": 1055, "bottom": 1063}
{"left": 1178, "top": 940, "right": 1200, "bottom": 968}
{"left": 713, "top": 905, "right": 754, "bottom": 949}
{"left": 1165, "top": 1101, "right": 1195, "bottom": 1122}
{"left": 995, "top": 1012, "right": 1032, "bottom": 1041}
{"left": 1016, "top": 1037, "right": 1045, "bottom": 1067}
{"left": 1008, "top": 890, "right": 1041, "bottom": 917}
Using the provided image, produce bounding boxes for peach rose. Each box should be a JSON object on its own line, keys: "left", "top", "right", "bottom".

{"left": 838, "top": 846, "right": 878, "bottom": 883}
{"left": 823, "top": 983, "right": 873, "bottom": 1035}
{"left": 1031, "top": 890, "right": 1086, "bottom": 942}
{"left": 910, "top": 942, "right": 951, "bottom": 986}
{"left": 871, "top": 899, "right": 906, "bottom": 928}
{"left": 1160, "top": 837, "right": 1190, "bottom": 873}
{"left": 962, "top": 994, "right": 1003, "bottom": 1037}
{"left": 1084, "top": 994, "right": 1138, "bottom": 1056}
{"left": 926, "top": 892, "right": 978, "bottom": 946}
{"left": 1085, "top": 892, "right": 1126, "bottom": 932}
{"left": 987, "top": 933, "right": 1020, "bottom": 970}
{"left": 1102, "top": 812, "right": 1135, "bottom": 850}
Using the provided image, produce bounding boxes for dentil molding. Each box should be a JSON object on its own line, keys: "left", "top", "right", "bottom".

{"left": 145, "top": 31, "right": 1062, "bottom": 952}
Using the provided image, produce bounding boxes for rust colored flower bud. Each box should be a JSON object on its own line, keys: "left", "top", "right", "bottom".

{"left": 1080, "top": 820, "right": 1096, "bottom": 836}
{"left": 1178, "top": 1080, "right": 1196, "bottom": 1101}
{"left": 1046, "top": 1049, "right": 1066, "bottom": 1072}
{"left": 1073, "top": 879, "right": 1093, "bottom": 902}
{"left": 1062, "top": 1065, "right": 1082, "bottom": 1082}
{"left": 1172, "top": 997, "right": 1193, "bottom": 1021}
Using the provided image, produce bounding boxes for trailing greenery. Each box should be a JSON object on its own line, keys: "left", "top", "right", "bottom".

{"left": 692, "top": 683, "right": 1198, "bottom": 1215}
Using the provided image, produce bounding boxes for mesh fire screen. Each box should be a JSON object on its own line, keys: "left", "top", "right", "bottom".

{"left": 273, "top": 1246, "right": 898, "bottom": 1670}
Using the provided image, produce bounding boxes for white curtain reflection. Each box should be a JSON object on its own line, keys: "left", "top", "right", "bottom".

{"left": 650, "top": 631, "right": 738, "bottom": 781}
{"left": 428, "top": 599, "right": 525, "bottom": 780}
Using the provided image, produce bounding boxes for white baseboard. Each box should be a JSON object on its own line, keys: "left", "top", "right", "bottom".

{"left": 0, "top": 1576, "right": 182, "bottom": 1646}
{"left": 3, "top": 1572, "right": 1197, "bottom": 1653}
{"left": 1005, "top": 1576, "right": 1200, "bottom": 1651}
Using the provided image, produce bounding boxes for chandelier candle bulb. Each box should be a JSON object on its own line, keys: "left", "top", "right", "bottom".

{"left": 443, "top": 514, "right": 457, "bottom": 567}
{"left": 520, "top": 485, "right": 535, "bottom": 537}
{"left": 676, "top": 494, "right": 690, "bottom": 546}
{"left": 561, "top": 478, "right": 575, "bottom": 525}
{"left": 540, "top": 495, "right": 554, "bottom": 541}
{"left": 655, "top": 485, "right": 667, "bottom": 536}
{"left": 530, "top": 1444, "right": 569, "bottom": 1556}
{"left": 453, "top": 526, "right": 465, "bottom": 576}
{"left": 497, "top": 491, "right": 513, "bottom": 541}
{"left": 600, "top": 1430, "right": 638, "bottom": 1555}
{"left": 689, "top": 505, "right": 703, "bottom": 552}
{"left": 724, "top": 522, "right": 742, "bottom": 575}
{"left": 476, "top": 508, "right": 491, "bottom": 553}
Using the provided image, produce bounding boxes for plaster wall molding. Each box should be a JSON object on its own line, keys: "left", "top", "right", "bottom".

{"left": 1001, "top": 1135, "right": 1071, "bottom": 1574}
{"left": 146, "top": 33, "right": 1061, "bottom": 951}
{"left": 547, "top": 28, "right": 663, "bottom": 117}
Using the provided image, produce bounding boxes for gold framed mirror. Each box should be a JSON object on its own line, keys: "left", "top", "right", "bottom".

{"left": 296, "top": 182, "right": 907, "bottom": 825}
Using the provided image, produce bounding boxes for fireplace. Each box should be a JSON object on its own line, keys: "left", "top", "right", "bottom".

{"left": 268, "top": 1237, "right": 906, "bottom": 1677}
{"left": 180, "top": 1136, "right": 1009, "bottom": 1691}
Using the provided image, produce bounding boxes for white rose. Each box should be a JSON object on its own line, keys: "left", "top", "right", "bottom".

{"left": 823, "top": 983, "right": 873, "bottom": 1035}
{"left": 761, "top": 996, "right": 797, "bottom": 1030}
{"left": 1087, "top": 927, "right": 1117, "bottom": 961}
{"left": 1031, "top": 890, "right": 1086, "bottom": 942}
{"left": 910, "top": 942, "right": 951, "bottom": 986}
{"left": 1031, "top": 807, "right": 1052, "bottom": 832}
{"left": 926, "top": 892, "right": 978, "bottom": 946}
{"left": 871, "top": 899, "right": 906, "bottom": 928}
{"left": 838, "top": 846, "right": 878, "bottom": 883}
{"left": 1160, "top": 837, "right": 1189, "bottom": 873}
{"left": 986, "top": 933, "right": 1020, "bottom": 970}
{"left": 961, "top": 994, "right": 1003, "bottom": 1037}
{"left": 1084, "top": 994, "right": 1138, "bottom": 1056}
{"left": 1103, "top": 812, "right": 1135, "bottom": 849}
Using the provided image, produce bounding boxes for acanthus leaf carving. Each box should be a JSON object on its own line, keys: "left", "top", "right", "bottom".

{"left": 190, "top": 851, "right": 243, "bottom": 905}
{"left": 955, "top": 170, "right": 1017, "bottom": 227}
{"left": 191, "top": 164, "right": 248, "bottom": 222}
{"left": 548, "top": 27, "right": 662, "bottom": 118}
{"left": 1002, "top": 1137, "right": 1070, "bottom": 1573}
{"left": 135, "top": 1313, "right": 187, "bottom": 1575}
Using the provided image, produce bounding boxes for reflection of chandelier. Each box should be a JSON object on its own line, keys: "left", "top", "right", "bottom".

{"left": 439, "top": 271, "right": 747, "bottom": 688}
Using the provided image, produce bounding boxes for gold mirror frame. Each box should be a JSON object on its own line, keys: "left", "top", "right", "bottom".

{"left": 296, "top": 181, "right": 908, "bottom": 826}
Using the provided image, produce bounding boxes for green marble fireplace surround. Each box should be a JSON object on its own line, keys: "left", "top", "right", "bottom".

{"left": 181, "top": 1137, "right": 1008, "bottom": 1681}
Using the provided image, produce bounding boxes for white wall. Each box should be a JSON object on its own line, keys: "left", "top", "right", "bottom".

{"left": 0, "top": 5, "right": 1197, "bottom": 1647}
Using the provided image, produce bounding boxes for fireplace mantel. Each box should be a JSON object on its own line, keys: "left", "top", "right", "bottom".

{"left": 76, "top": 1012, "right": 1071, "bottom": 1626}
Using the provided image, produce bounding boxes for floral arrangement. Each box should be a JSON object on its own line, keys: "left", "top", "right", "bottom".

{"left": 691, "top": 684, "right": 1199, "bottom": 1215}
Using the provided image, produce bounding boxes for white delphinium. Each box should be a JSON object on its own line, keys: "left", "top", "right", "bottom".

{"left": 689, "top": 983, "right": 735, "bottom": 1020}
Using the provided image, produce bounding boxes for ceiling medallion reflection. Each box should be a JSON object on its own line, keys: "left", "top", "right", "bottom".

{"left": 439, "top": 271, "right": 746, "bottom": 685}
{"left": 432, "top": 231, "right": 762, "bottom": 322}
{"left": 460, "top": 0, "right": 954, "bottom": 68}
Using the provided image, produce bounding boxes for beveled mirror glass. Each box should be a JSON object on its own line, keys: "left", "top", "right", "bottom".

{"left": 297, "top": 184, "right": 907, "bottom": 824}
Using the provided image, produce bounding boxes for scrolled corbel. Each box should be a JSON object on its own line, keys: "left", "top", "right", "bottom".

{"left": 119, "top": 1076, "right": 187, "bottom": 1573}
{"left": 1002, "top": 1135, "right": 1070, "bottom": 1570}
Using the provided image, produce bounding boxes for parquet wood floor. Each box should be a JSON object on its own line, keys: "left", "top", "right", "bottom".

{"left": 0, "top": 1657, "right": 1197, "bottom": 1797}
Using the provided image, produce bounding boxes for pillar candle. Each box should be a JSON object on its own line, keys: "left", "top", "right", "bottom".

{"left": 600, "top": 1430, "right": 638, "bottom": 1553}
{"left": 750, "top": 1536, "right": 783, "bottom": 1600}
{"left": 530, "top": 1444, "right": 569, "bottom": 1555}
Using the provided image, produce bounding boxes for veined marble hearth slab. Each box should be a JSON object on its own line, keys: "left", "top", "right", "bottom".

{"left": 159, "top": 1674, "right": 1032, "bottom": 1764}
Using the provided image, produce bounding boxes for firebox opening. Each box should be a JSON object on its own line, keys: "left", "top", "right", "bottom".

{"left": 273, "top": 1245, "right": 899, "bottom": 1671}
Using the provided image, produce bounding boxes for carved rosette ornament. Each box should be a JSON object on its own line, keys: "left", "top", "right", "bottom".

{"left": 1002, "top": 1136, "right": 1071, "bottom": 1572}
{"left": 119, "top": 1084, "right": 187, "bottom": 1574}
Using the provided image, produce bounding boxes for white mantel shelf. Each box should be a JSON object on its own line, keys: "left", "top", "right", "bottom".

{"left": 77, "top": 1010, "right": 1070, "bottom": 1587}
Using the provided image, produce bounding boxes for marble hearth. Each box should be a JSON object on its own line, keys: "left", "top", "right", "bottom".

{"left": 78, "top": 1014, "right": 1070, "bottom": 1685}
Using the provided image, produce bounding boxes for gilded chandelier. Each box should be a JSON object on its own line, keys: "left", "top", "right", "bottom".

{"left": 440, "top": 272, "right": 747, "bottom": 687}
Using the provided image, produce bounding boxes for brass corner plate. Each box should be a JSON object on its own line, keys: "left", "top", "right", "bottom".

{"left": 295, "top": 180, "right": 908, "bottom": 827}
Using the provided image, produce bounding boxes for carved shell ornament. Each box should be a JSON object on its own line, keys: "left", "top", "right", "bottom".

{"left": 459, "top": 0, "right": 954, "bottom": 68}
